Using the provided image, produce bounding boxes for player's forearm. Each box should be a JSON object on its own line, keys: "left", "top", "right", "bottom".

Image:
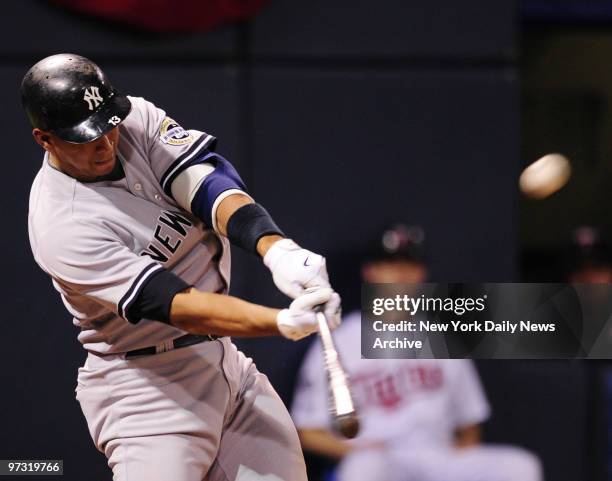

{"left": 215, "top": 193, "right": 284, "bottom": 257}
{"left": 169, "top": 288, "right": 281, "bottom": 337}
{"left": 297, "top": 429, "right": 353, "bottom": 461}
{"left": 454, "top": 424, "right": 481, "bottom": 449}
{"left": 257, "top": 234, "right": 284, "bottom": 257}
{"left": 215, "top": 192, "right": 253, "bottom": 235}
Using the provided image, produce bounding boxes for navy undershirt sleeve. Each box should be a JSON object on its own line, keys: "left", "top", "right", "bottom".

{"left": 189, "top": 153, "right": 247, "bottom": 227}
{"left": 125, "top": 268, "right": 191, "bottom": 325}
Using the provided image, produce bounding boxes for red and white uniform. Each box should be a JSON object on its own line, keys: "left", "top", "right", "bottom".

{"left": 292, "top": 311, "right": 543, "bottom": 481}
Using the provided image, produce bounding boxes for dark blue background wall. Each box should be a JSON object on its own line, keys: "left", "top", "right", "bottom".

{"left": 0, "top": 1, "right": 593, "bottom": 480}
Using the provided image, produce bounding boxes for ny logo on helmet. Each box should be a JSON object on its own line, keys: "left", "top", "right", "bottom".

{"left": 83, "top": 86, "right": 103, "bottom": 111}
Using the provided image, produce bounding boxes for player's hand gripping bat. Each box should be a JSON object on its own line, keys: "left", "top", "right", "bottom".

{"left": 316, "top": 311, "right": 360, "bottom": 438}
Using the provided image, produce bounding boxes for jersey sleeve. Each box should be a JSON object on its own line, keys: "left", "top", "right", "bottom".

{"left": 132, "top": 97, "right": 218, "bottom": 195}
{"left": 447, "top": 360, "right": 491, "bottom": 429}
{"left": 35, "top": 222, "right": 170, "bottom": 324}
{"left": 291, "top": 340, "right": 332, "bottom": 430}
{"left": 132, "top": 97, "right": 249, "bottom": 229}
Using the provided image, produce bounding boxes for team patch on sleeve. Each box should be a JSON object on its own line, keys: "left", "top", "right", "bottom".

{"left": 159, "top": 117, "right": 194, "bottom": 146}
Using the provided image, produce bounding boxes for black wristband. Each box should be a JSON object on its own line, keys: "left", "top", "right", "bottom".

{"left": 226, "top": 203, "right": 285, "bottom": 254}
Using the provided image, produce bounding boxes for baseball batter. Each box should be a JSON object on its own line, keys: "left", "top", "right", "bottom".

{"left": 23, "top": 53, "right": 341, "bottom": 481}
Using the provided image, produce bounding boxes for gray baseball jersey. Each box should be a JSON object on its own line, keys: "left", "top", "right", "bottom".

{"left": 28, "top": 96, "right": 230, "bottom": 354}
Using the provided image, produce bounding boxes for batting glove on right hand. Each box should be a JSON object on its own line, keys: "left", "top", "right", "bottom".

{"left": 263, "top": 239, "right": 331, "bottom": 299}
{"left": 277, "top": 287, "right": 342, "bottom": 341}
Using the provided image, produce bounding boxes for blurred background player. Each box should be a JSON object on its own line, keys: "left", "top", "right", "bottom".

{"left": 566, "top": 226, "right": 612, "bottom": 283}
{"left": 291, "top": 223, "right": 543, "bottom": 481}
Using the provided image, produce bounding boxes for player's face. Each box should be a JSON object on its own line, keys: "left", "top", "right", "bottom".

{"left": 34, "top": 128, "right": 120, "bottom": 182}
{"left": 569, "top": 266, "right": 612, "bottom": 283}
{"left": 362, "top": 260, "right": 428, "bottom": 283}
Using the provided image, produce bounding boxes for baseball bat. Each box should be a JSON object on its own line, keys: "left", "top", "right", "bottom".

{"left": 316, "top": 312, "right": 360, "bottom": 439}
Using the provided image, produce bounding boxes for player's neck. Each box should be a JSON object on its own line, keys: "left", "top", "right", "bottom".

{"left": 47, "top": 152, "right": 62, "bottom": 172}
{"left": 46, "top": 152, "right": 74, "bottom": 177}
{"left": 47, "top": 151, "right": 124, "bottom": 183}
{"left": 47, "top": 152, "right": 85, "bottom": 181}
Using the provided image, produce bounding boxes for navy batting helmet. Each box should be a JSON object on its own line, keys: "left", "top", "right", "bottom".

{"left": 364, "top": 223, "right": 426, "bottom": 263}
{"left": 20, "top": 53, "right": 131, "bottom": 143}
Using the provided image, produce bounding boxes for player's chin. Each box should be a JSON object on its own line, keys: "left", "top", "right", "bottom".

{"left": 93, "top": 156, "right": 115, "bottom": 173}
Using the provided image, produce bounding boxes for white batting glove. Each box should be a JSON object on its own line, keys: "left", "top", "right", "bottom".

{"left": 276, "top": 287, "right": 342, "bottom": 341}
{"left": 264, "top": 239, "right": 331, "bottom": 299}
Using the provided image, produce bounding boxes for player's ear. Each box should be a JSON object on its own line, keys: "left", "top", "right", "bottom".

{"left": 32, "top": 128, "right": 53, "bottom": 150}
{"left": 361, "top": 262, "right": 376, "bottom": 283}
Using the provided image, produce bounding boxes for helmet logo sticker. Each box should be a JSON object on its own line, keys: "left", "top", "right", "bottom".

{"left": 83, "top": 86, "right": 103, "bottom": 110}
{"left": 108, "top": 116, "right": 121, "bottom": 126}
{"left": 159, "top": 117, "right": 193, "bottom": 146}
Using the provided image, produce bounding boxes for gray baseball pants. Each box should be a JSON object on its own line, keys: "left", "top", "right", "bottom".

{"left": 76, "top": 337, "right": 307, "bottom": 481}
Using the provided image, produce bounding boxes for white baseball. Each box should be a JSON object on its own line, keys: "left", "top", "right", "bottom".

{"left": 519, "top": 153, "right": 571, "bottom": 199}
